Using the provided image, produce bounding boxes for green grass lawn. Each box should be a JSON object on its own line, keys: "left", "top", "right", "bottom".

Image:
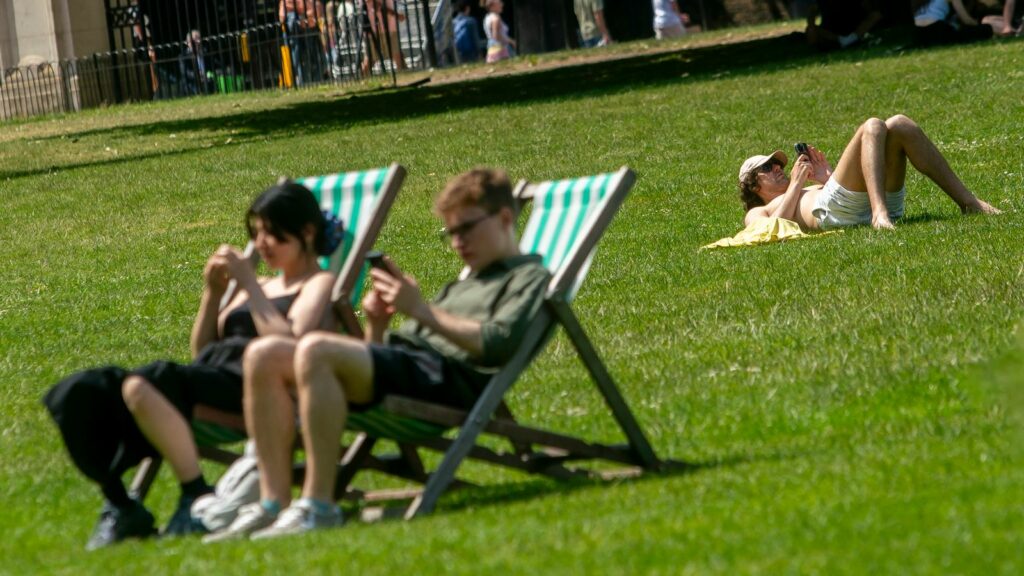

{"left": 2, "top": 27, "right": 1023, "bottom": 574}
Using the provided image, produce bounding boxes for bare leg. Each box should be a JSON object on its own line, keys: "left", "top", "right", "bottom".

{"left": 884, "top": 114, "right": 1000, "bottom": 215}
{"left": 293, "top": 333, "right": 375, "bottom": 503}
{"left": 244, "top": 335, "right": 299, "bottom": 506}
{"left": 389, "top": 33, "right": 406, "bottom": 71}
{"left": 122, "top": 376, "right": 201, "bottom": 482}
{"left": 325, "top": 1, "right": 338, "bottom": 76}
{"left": 831, "top": 117, "right": 895, "bottom": 229}
{"left": 861, "top": 118, "right": 894, "bottom": 229}
{"left": 361, "top": 33, "right": 379, "bottom": 76}
{"left": 981, "top": 15, "right": 1017, "bottom": 36}
{"left": 830, "top": 115, "right": 1000, "bottom": 227}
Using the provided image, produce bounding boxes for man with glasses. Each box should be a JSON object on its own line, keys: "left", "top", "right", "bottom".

{"left": 206, "top": 168, "right": 549, "bottom": 541}
{"left": 737, "top": 114, "right": 1000, "bottom": 231}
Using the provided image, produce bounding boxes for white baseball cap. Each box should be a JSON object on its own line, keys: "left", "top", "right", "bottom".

{"left": 738, "top": 150, "right": 787, "bottom": 182}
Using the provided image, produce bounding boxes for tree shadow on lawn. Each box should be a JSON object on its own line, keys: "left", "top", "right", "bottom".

{"left": 351, "top": 447, "right": 809, "bottom": 521}
{"left": 4, "top": 31, "right": 933, "bottom": 182}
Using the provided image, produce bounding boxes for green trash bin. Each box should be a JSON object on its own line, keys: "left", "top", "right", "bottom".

{"left": 216, "top": 74, "right": 244, "bottom": 94}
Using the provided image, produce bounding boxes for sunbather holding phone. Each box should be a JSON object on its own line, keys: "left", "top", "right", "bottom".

{"left": 739, "top": 114, "right": 1000, "bottom": 231}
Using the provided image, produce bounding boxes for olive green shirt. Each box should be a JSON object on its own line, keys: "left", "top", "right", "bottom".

{"left": 387, "top": 254, "right": 550, "bottom": 385}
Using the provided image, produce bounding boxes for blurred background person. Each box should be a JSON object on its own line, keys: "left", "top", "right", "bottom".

{"left": 575, "top": 0, "right": 613, "bottom": 47}
{"left": 652, "top": 0, "right": 690, "bottom": 40}
{"left": 483, "top": 0, "right": 515, "bottom": 62}
{"left": 453, "top": 0, "right": 482, "bottom": 63}
{"left": 362, "top": 0, "right": 407, "bottom": 75}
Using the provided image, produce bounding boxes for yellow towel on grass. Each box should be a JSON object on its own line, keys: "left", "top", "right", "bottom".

{"left": 701, "top": 217, "right": 839, "bottom": 250}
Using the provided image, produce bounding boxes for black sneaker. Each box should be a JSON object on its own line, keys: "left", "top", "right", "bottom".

{"left": 86, "top": 500, "right": 157, "bottom": 551}
{"left": 160, "top": 494, "right": 209, "bottom": 538}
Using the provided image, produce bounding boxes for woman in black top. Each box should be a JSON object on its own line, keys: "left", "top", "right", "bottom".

{"left": 44, "top": 181, "right": 340, "bottom": 549}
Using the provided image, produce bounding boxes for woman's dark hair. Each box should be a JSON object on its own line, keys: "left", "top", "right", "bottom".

{"left": 738, "top": 170, "right": 764, "bottom": 212}
{"left": 246, "top": 180, "right": 333, "bottom": 256}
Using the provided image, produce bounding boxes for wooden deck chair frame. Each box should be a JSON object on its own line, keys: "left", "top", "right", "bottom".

{"left": 333, "top": 166, "right": 663, "bottom": 519}
{"left": 128, "top": 163, "right": 406, "bottom": 499}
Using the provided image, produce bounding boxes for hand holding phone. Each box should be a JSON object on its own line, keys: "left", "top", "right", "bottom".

{"left": 365, "top": 250, "right": 387, "bottom": 270}
{"left": 795, "top": 143, "right": 833, "bottom": 183}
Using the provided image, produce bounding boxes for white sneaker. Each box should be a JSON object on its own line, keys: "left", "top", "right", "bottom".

{"left": 202, "top": 503, "right": 276, "bottom": 543}
{"left": 250, "top": 499, "right": 342, "bottom": 540}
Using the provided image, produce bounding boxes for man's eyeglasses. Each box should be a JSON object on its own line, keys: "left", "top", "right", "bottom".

{"left": 757, "top": 159, "right": 784, "bottom": 174}
{"left": 438, "top": 211, "right": 497, "bottom": 241}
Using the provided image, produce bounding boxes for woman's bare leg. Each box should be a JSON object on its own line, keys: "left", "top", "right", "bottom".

{"left": 122, "top": 376, "right": 201, "bottom": 482}
{"left": 244, "top": 335, "right": 300, "bottom": 507}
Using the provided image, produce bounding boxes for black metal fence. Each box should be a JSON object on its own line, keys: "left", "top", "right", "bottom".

{"left": 1, "top": 0, "right": 443, "bottom": 121}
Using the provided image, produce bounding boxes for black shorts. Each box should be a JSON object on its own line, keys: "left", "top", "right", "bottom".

{"left": 363, "top": 344, "right": 478, "bottom": 411}
{"left": 132, "top": 360, "right": 243, "bottom": 418}
{"left": 42, "top": 361, "right": 242, "bottom": 482}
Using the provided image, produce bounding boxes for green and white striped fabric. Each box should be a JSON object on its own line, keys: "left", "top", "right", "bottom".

{"left": 348, "top": 406, "right": 447, "bottom": 442}
{"left": 297, "top": 168, "right": 390, "bottom": 305}
{"left": 193, "top": 419, "right": 247, "bottom": 447}
{"left": 519, "top": 172, "right": 616, "bottom": 299}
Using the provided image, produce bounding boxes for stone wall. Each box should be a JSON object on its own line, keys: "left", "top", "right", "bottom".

{"left": 7, "top": 0, "right": 60, "bottom": 63}
{"left": 66, "top": 0, "right": 109, "bottom": 58}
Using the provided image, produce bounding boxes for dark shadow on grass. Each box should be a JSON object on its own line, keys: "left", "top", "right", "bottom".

{"left": 348, "top": 448, "right": 807, "bottom": 520}
{"left": 897, "top": 212, "right": 951, "bottom": 226}
{"left": 3, "top": 29, "right": 966, "bottom": 182}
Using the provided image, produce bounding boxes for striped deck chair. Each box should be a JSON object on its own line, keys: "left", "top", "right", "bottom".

{"left": 334, "top": 166, "right": 663, "bottom": 518}
{"left": 128, "top": 163, "right": 407, "bottom": 499}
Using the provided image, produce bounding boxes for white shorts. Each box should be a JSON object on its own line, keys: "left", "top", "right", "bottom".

{"left": 812, "top": 177, "right": 906, "bottom": 230}
{"left": 655, "top": 24, "right": 685, "bottom": 39}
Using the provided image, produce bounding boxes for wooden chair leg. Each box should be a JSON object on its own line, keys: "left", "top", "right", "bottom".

{"left": 128, "top": 456, "right": 162, "bottom": 501}
{"left": 333, "top": 434, "right": 377, "bottom": 500}
{"left": 550, "top": 299, "right": 660, "bottom": 470}
{"left": 398, "top": 443, "right": 428, "bottom": 482}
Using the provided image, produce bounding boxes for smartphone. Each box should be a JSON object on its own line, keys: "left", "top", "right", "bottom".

{"left": 365, "top": 250, "right": 387, "bottom": 270}
{"left": 794, "top": 142, "right": 810, "bottom": 157}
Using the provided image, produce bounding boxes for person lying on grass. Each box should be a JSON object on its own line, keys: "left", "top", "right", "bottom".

{"left": 43, "top": 181, "right": 338, "bottom": 550}
{"left": 739, "top": 114, "right": 1001, "bottom": 231}
{"left": 203, "top": 168, "right": 550, "bottom": 541}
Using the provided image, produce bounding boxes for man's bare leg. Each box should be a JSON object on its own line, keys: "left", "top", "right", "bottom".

{"left": 293, "top": 333, "right": 375, "bottom": 503}
{"left": 831, "top": 117, "right": 896, "bottom": 229}
{"left": 884, "top": 115, "right": 1000, "bottom": 215}
{"left": 860, "top": 118, "right": 894, "bottom": 229}
{"left": 244, "top": 335, "right": 300, "bottom": 506}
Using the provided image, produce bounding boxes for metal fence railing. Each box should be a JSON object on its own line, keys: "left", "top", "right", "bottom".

{"left": 1, "top": 0, "right": 442, "bottom": 122}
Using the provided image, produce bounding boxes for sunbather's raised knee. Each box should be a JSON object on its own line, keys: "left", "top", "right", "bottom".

{"left": 293, "top": 333, "right": 351, "bottom": 384}
{"left": 243, "top": 335, "right": 296, "bottom": 376}
{"left": 862, "top": 117, "right": 887, "bottom": 138}
{"left": 885, "top": 114, "right": 922, "bottom": 141}
{"left": 885, "top": 114, "right": 914, "bottom": 129}
{"left": 121, "top": 375, "right": 155, "bottom": 412}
